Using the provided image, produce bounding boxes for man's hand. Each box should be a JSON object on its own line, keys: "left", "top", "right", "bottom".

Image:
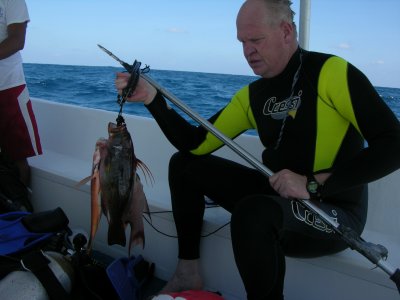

{"left": 269, "top": 169, "right": 331, "bottom": 200}
{"left": 115, "top": 72, "right": 157, "bottom": 105}
{"left": 269, "top": 169, "right": 309, "bottom": 199}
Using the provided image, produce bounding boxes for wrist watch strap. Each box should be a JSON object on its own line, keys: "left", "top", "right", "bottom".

{"left": 306, "top": 174, "right": 322, "bottom": 200}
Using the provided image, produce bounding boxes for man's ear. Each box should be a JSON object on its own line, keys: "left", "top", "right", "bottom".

{"left": 280, "top": 21, "right": 295, "bottom": 44}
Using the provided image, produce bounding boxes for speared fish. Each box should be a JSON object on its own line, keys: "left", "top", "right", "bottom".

{"left": 79, "top": 47, "right": 153, "bottom": 254}
{"left": 87, "top": 122, "right": 152, "bottom": 254}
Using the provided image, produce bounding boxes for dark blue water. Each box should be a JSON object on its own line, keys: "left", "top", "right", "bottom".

{"left": 24, "top": 63, "right": 400, "bottom": 127}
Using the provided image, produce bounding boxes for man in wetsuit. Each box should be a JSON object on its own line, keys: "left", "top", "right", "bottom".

{"left": 0, "top": 0, "right": 42, "bottom": 186}
{"left": 115, "top": 0, "right": 400, "bottom": 298}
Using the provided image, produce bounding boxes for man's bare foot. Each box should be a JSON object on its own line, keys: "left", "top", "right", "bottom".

{"left": 159, "top": 259, "right": 204, "bottom": 293}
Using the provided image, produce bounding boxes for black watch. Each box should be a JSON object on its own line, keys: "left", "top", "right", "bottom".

{"left": 306, "top": 175, "right": 322, "bottom": 200}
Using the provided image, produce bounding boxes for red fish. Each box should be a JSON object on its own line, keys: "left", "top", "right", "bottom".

{"left": 83, "top": 122, "right": 151, "bottom": 254}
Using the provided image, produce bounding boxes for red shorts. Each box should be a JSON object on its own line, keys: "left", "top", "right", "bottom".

{"left": 0, "top": 84, "right": 42, "bottom": 160}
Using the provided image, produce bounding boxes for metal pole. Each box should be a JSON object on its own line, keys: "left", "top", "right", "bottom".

{"left": 299, "top": 0, "right": 311, "bottom": 50}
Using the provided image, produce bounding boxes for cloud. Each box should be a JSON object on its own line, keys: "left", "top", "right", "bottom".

{"left": 373, "top": 60, "right": 385, "bottom": 64}
{"left": 338, "top": 42, "right": 351, "bottom": 50}
{"left": 166, "top": 27, "right": 188, "bottom": 34}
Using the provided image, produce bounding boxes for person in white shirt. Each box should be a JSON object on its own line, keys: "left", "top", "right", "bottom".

{"left": 0, "top": 0, "right": 42, "bottom": 186}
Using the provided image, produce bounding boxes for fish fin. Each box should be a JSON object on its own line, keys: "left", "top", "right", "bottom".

{"left": 75, "top": 175, "right": 93, "bottom": 187}
{"left": 126, "top": 175, "right": 148, "bottom": 255}
{"left": 136, "top": 159, "right": 155, "bottom": 186}
{"left": 142, "top": 190, "right": 151, "bottom": 221}
{"left": 136, "top": 174, "right": 151, "bottom": 220}
{"left": 128, "top": 229, "right": 145, "bottom": 256}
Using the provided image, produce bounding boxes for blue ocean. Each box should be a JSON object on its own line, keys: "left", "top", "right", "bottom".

{"left": 23, "top": 63, "right": 400, "bottom": 128}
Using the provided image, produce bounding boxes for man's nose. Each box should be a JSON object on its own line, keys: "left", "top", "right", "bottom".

{"left": 243, "top": 43, "right": 256, "bottom": 57}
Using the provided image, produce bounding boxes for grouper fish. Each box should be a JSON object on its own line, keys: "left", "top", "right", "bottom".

{"left": 85, "top": 122, "right": 151, "bottom": 254}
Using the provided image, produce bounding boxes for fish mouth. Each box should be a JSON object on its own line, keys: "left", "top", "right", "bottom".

{"left": 108, "top": 122, "right": 126, "bottom": 134}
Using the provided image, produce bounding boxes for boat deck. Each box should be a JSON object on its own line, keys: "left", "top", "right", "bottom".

{"left": 28, "top": 98, "right": 400, "bottom": 299}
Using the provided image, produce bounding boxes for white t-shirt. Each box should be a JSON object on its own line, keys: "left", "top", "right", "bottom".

{"left": 0, "top": 0, "right": 30, "bottom": 90}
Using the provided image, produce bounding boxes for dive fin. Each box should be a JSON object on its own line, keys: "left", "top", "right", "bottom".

{"left": 0, "top": 207, "right": 69, "bottom": 255}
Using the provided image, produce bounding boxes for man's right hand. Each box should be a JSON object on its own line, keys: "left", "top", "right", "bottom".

{"left": 115, "top": 72, "right": 157, "bottom": 105}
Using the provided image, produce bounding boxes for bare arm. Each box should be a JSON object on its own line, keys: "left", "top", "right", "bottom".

{"left": 0, "top": 22, "right": 27, "bottom": 60}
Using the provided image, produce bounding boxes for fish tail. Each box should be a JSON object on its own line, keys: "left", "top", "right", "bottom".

{"left": 107, "top": 220, "right": 126, "bottom": 247}
{"left": 128, "top": 228, "right": 145, "bottom": 256}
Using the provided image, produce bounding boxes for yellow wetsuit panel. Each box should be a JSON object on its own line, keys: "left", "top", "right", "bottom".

{"left": 315, "top": 57, "right": 362, "bottom": 171}
{"left": 190, "top": 86, "right": 256, "bottom": 155}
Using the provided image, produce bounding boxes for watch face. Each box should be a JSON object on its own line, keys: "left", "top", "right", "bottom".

{"left": 307, "top": 181, "right": 319, "bottom": 193}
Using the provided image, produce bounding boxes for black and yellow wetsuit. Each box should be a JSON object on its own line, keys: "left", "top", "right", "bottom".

{"left": 148, "top": 48, "right": 400, "bottom": 198}
{"left": 146, "top": 48, "right": 400, "bottom": 298}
